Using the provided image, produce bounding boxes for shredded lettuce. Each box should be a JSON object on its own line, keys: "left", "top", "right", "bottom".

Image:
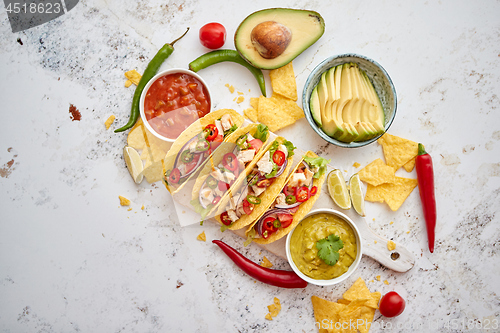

{"left": 190, "top": 198, "right": 212, "bottom": 219}
{"left": 244, "top": 228, "right": 257, "bottom": 246}
{"left": 223, "top": 124, "right": 238, "bottom": 137}
{"left": 283, "top": 140, "right": 296, "bottom": 157}
{"left": 253, "top": 124, "right": 269, "bottom": 142}
{"left": 303, "top": 156, "right": 330, "bottom": 179}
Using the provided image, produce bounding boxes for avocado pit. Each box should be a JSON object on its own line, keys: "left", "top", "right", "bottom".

{"left": 250, "top": 21, "right": 292, "bottom": 59}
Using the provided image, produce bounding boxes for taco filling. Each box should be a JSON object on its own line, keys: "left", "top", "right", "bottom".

{"left": 219, "top": 139, "right": 296, "bottom": 227}
{"left": 249, "top": 155, "right": 329, "bottom": 241}
{"left": 165, "top": 114, "right": 237, "bottom": 186}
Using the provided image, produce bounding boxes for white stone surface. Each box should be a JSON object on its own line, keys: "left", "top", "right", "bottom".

{"left": 1, "top": 1, "right": 499, "bottom": 332}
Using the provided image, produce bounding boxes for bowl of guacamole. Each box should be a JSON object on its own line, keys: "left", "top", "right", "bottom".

{"left": 285, "top": 208, "right": 363, "bottom": 286}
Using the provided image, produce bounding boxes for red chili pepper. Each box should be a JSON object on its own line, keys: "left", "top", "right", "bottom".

{"left": 416, "top": 143, "right": 436, "bottom": 253}
{"left": 212, "top": 240, "right": 307, "bottom": 288}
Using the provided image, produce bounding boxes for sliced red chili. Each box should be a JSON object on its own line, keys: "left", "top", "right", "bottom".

{"left": 272, "top": 150, "right": 286, "bottom": 166}
{"left": 295, "top": 186, "right": 310, "bottom": 202}
{"left": 310, "top": 186, "right": 318, "bottom": 196}
{"left": 204, "top": 124, "right": 218, "bottom": 141}
{"left": 222, "top": 152, "right": 238, "bottom": 172}
{"left": 263, "top": 216, "right": 277, "bottom": 234}
{"left": 256, "top": 178, "right": 274, "bottom": 188}
{"left": 220, "top": 212, "right": 232, "bottom": 226}
{"left": 212, "top": 195, "right": 221, "bottom": 205}
{"left": 168, "top": 168, "right": 181, "bottom": 184}
{"left": 283, "top": 185, "right": 295, "bottom": 196}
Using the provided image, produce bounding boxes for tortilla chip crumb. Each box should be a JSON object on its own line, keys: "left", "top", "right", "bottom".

{"left": 370, "top": 280, "right": 375, "bottom": 283}
{"left": 236, "top": 96, "right": 244, "bottom": 104}
{"left": 387, "top": 240, "right": 396, "bottom": 251}
{"left": 265, "top": 297, "right": 281, "bottom": 320}
{"left": 124, "top": 69, "right": 142, "bottom": 86}
{"left": 384, "top": 280, "right": 390, "bottom": 285}
{"left": 127, "top": 208, "right": 132, "bottom": 211}
{"left": 237, "top": 91, "right": 244, "bottom": 95}
{"left": 260, "top": 256, "right": 273, "bottom": 268}
{"left": 104, "top": 115, "right": 115, "bottom": 130}
{"left": 225, "top": 83, "right": 235, "bottom": 94}
{"left": 376, "top": 275, "right": 381, "bottom": 281}
{"left": 406, "top": 230, "right": 410, "bottom": 234}
{"left": 141, "top": 205, "right": 145, "bottom": 210}
{"left": 374, "top": 240, "right": 377, "bottom": 244}
{"left": 372, "top": 218, "right": 376, "bottom": 221}
{"left": 390, "top": 221, "right": 394, "bottom": 225}
{"left": 119, "top": 195, "right": 130, "bottom": 206}
{"left": 353, "top": 162, "right": 361, "bottom": 168}
{"left": 124, "top": 80, "right": 132, "bottom": 87}
{"left": 197, "top": 231, "right": 206, "bottom": 242}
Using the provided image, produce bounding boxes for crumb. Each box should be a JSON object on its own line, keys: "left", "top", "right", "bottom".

{"left": 105, "top": 115, "right": 115, "bottom": 130}
{"left": 376, "top": 275, "right": 381, "bottom": 281}
{"left": 197, "top": 231, "right": 206, "bottom": 242}
{"left": 260, "top": 256, "right": 273, "bottom": 268}
{"left": 119, "top": 195, "right": 130, "bottom": 206}
{"left": 384, "top": 280, "right": 389, "bottom": 285}
{"left": 353, "top": 162, "right": 361, "bottom": 168}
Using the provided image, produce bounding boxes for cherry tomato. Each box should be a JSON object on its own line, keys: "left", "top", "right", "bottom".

{"left": 242, "top": 199, "right": 254, "bottom": 215}
{"left": 295, "top": 186, "right": 310, "bottom": 202}
{"left": 220, "top": 211, "right": 232, "bottom": 226}
{"left": 379, "top": 291, "right": 406, "bottom": 318}
{"left": 310, "top": 186, "right": 318, "bottom": 196}
{"left": 168, "top": 168, "right": 181, "bottom": 184}
{"left": 277, "top": 213, "right": 293, "bottom": 228}
{"left": 218, "top": 181, "right": 230, "bottom": 192}
{"left": 204, "top": 124, "right": 218, "bottom": 141}
{"left": 199, "top": 22, "right": 226, "bottom": 49}
{"left": 272, "top": 150, "right": 286, "bottom": 166}
{"left": 248, "top": 138, "right": 263, "bottom": 153}
{"left": 222, "top": 153, "right": 238, "bottom": 172}
{"left": 184, "top": 154, "right": 201, "bottom": 174}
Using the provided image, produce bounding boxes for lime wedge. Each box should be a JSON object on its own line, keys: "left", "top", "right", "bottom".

{"left": 327, "top": 169, "right": 351, "bottom": 210}
{"left": 349, "top": 173, "right": 366, "bottom": 216}
{"left": 123, "top": 146, "right": 144, "bottom": 184}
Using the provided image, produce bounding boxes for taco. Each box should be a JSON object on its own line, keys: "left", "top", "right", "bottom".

{"left": 214, "top": 137, "right": 297, "bottom": 230}
{"left": 163, "top": 109, "right": 244, "bottom": 193}
{"left": 189, "top": 123, "right": 271, "bottom": 219}
{"left": 245, "top": 151, "right": 330, "bottom": 245}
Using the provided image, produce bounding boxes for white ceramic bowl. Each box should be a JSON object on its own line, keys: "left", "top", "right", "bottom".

{"left": 285, "top": 208, "right": 363, "bottom": 286}
{"left": 139, "top": 68, "right": 212, "bottom": 143}
{"left": 302, "top": 53, "right": 397, "bottom": 148}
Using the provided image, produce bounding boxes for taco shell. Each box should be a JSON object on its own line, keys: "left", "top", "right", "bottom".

{"left": 246, "top": 151, "right": 327, "bottom": 244}
{"left": 214, "top": 137, "right": 294, "bottom": 230}
{"left": 163, "top": 109, "right": 244, "bottom": 193}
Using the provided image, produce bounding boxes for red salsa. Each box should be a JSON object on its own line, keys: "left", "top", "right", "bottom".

{"left": 144, "top": 72, "right": 211, "bottom": 139}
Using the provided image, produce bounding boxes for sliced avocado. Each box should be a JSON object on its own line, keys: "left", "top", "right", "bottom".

{"left": 333, "top": 64, "right": 354, "bottom": 141}
{"left": 310, "top": 86, "right": 322, "bottom": 127}
{"left": 360, "top": 70, "right": 385, "bottom": 134}
{"left": 234, "top": 8, "right": 325, "bottom": 69}
{"left": 340, "top": 63, "right": 364, "bottom": 143}
{"left": 323, "top": 67, "right": 344, "bottom": 137}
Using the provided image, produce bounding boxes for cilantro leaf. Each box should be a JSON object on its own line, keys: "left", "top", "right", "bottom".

{"left": 316, "top": 234, "right": 344, "bottom": 266}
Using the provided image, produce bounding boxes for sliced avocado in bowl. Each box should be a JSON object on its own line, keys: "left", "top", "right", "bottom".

{"left": 234, "top": 8, "right": 325, "bottom": 69}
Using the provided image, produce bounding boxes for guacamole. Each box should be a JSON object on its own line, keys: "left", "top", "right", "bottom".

{"left": 290, "top": 213, "right": 357, "bottom": 280}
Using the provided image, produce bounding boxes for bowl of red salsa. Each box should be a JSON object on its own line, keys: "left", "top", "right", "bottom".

{"left": 140, "top": 68, "right": 212, "bottom": 142}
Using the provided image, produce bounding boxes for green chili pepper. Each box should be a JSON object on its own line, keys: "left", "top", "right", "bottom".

{"left": 114, "top": 28, "right": 190, "bottom": 133}
{"left": 196, "top": 139, "right": 209, "bottom": 152}
{"left": 180, "top": 150, "right": 194, "bottom": 163}
{"left": 247, "top": 195, "right": 261, "bottom": 205}
{"left": 206, "top": 176, "right": 218, "bottom": 189}
{"left": 189, "top": 50, "right": 267, "bottom": 97}
{"left": 236, "top": 134, "right": 248, "bottom": 148}
{"left": 247, "top": 174, "right": 258, "bottom": 187}
{"left": 285, "top": 195, "right": 296, "bottom": 205}
{"left": 273, "top": 219, "right": 281, "bottom": 229}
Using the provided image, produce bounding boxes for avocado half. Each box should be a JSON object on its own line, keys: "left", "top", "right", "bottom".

{"left": 234, "top": 8, "right": 325, "bottom": 70}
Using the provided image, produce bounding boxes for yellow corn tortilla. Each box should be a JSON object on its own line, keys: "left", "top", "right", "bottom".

{"left": 246, "top": 151, "right": 327, "bottom": 244}
{"left": 214, "top": 137, "right": 294, "bottom": 230}
{"left": 163, "top": 109, "right": 244, "bottom": 194}
{"left": 190, "top": 123, "right": 271, "bottom": 219}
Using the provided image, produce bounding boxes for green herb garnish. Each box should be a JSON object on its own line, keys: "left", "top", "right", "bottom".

{"left": 253, "top": 124, "right": 269, "bottom": 141}
{"left": 303, "top": 156, "right": 330, "bottom": 179}
{"left": 316, "top": 234, "right": 344, "bottom": 266}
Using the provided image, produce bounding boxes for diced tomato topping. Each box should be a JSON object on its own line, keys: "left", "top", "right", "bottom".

{"left": 168, "top": 168, "right": 181, "bottom": 184}
{"left": 184, "top": 154, "right": 201, "bottom": 174}
{"left": 218, "top": 181, "right": 230, "bottom": 192}
{"left": 212, "top": 196, "right": 221, "bottom": 205}
{"left": 277, "top": 213, "right": 293, "bottom": 228}
{"left": 242, "top": 199, "right": 254, "bottom": 215}
{"left": 248, "top": 139, "right": 263, "bottom": 153}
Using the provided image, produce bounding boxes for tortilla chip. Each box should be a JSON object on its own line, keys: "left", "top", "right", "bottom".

{"left": 257, "top": 95, "right": 304, "bottom": 132}
{"left": 311, "top": 296, "right": 346, "bottom": 333}
{"left": 260, "top": 256, "right": 273, "bottom": 268}
{"left": 270, "top": 62, "right": 297, "bottom": 101}
{"left": 403, "top": 157, "right": 416, "bottom": 172}
{"left": 196, "top": 231, "right": 206, "bottom": 241}
{"left": 127, "top": 123, "right": 147, "bottom": 150}
{"left": 358, "top": 158, "right": 396, "bottom": 186}
{"left": 104, "top": 115, "right": 115, "bottom": 130}
{"left": 142, "top": 160, "right": 163, "bottom": 183}
{"left": 124, "top": 69, "right": 142, "bottom": 86}
{"left": 377, "top": 133, "right": 418, "bottom": 170}
{"left": 343, "top": 278, "right": 373, "bottom": 303}
{"left": 365, "top": 177, "right": 418, "bottom": 211}
{"left": 356, "top": 305, "right": 377, "bottom": 333}
{"left": 250, "top": 97, "right": 259, "bottom": 110}
{"left": 243, "top": 108, "right": 259, "bottom": 123}
{"left": 364, "top": 184, "right": 385, "bottom": 203}
{"left": 118, "top": 195, "right": 130, "bottom": 206}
